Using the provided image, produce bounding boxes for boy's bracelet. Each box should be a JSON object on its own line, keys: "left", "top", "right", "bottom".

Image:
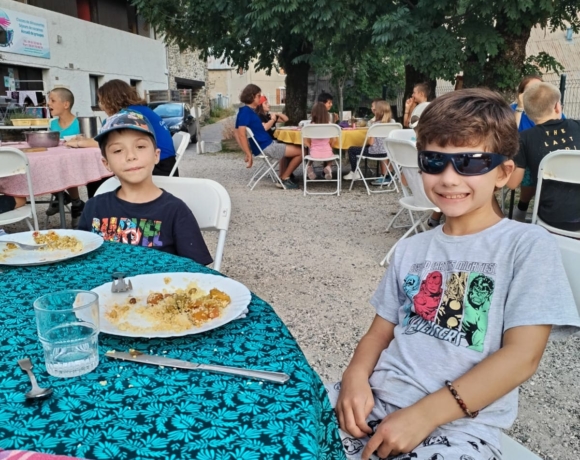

{"left": 445, "top": 380, "right": 479, "bottom": 419}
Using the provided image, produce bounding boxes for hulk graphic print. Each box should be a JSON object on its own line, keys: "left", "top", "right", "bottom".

{"left": 403, "top": 260, "right": 496, "bottom": 352}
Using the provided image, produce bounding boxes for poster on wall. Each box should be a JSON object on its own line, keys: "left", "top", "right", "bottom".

{"left": 0, "top": 8, "right": 50, "bottom": 59}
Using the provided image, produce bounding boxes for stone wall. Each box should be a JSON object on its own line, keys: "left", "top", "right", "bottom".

{"left": 167, "top": 45, "right": 210, "bottom": 120}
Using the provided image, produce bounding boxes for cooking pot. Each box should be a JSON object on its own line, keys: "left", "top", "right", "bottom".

{"left": 77, "top": 116, "right": 100, "bottom": 139}
{"left": 24, "top": 131, "right": 60, "bottom": 148}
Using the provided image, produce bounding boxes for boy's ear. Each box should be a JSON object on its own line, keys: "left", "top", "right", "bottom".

{"left": 496, "top": 160, "right": 515, "bottom": 188}
{"left": 101, "top": 156, "right": 112, "bottom": 172}
{"left": 154, "top": 148, "right": 161, "bottom": 165}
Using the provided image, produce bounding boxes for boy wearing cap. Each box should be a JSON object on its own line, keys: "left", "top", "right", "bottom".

{"left": 78, "top": 110, "right": 212, "bottom": 265}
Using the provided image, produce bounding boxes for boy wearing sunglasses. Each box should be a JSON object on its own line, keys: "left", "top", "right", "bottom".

{"left": 329, "top": 89, "right": 579, "bottom": 460}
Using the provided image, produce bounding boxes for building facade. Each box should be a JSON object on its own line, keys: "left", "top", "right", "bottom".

{"left": 0, "top": 0, "right": 167, "bottom": 117}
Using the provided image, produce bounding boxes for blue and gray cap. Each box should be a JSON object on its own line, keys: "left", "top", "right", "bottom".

{"left": 95, "top": 109, "right": 157, "bottom": 144}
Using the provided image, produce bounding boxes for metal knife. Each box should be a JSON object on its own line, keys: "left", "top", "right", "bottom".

{"left": 105, "top": 351, "right": 290, "bottom": 385}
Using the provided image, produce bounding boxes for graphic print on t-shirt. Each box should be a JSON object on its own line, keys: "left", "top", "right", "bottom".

{"left": 91, "top": 217, "right": 163, "bottom": 247}
{"left": 403, "top": 260, "right": 496, "bottom": 352}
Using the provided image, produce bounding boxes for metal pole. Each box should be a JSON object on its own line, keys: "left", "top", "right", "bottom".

{"left": 559, "top": 73, "right": 566, "bottom": 105}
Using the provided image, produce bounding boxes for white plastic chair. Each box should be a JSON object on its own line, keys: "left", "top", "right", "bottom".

{"left": 349, "top": 123, "right": 402, "bottom": 195}
{"left": 95, "top": 176, "right": 231, "bottom": 272}
{"left": 245, "top": 127, "right": 286, "bottom": 190}
{"left": 0, "top": 148, "right": 38, "bottom": 231}
{"left": 301, "top": 124, "right": 342, "bottom": 196}
{"left": 501, "top": 433, "right": 542, "bottom": 460}
{"left": 531, "top": 150, "right": 580, "bottom": 238}
{"left": 169, "top": 131, "right": 191, "bottom": 177}
{"left": 388, "top": 129, "right": 417, "bottom": 143}
{"left": 380, "top": 139, "right": 439, "bottom": 266}
{"left": 552, "top": 233, "right": 580, "bottom": 314}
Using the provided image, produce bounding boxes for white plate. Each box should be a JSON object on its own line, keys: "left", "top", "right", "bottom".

{"left": 92, "top": 272, "right": 252, "bottom": 338}
{"left": 0, "top": 230, "right": 103, "bottom": 266}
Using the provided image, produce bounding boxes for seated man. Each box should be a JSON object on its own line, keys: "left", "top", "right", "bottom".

{"left": 404, "top": 83, "right": 430, "bottom": 128}
{"left": 507, "top": 82, "right": 580, "bottom": 231}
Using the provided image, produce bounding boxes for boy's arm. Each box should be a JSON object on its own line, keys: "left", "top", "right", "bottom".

{"left": 337, "top": 315, "right": 395, "bottom": 438}
{"left": 363, "top": 324, "right": 550, "bottom": 459}
{"left": 174, "top": 205, "right": 213, "bottom": 266}
{"left": 235, "top": 126, "right": 253, "bottom": 168}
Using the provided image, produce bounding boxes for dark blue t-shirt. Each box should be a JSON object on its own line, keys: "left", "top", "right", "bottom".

{"left": 235, "top": 105, "right": 272, "bottom": 155}
{"left": 129, "top": 105, "right": 176, "bottom": 161}
{"left": 78, "top": 189, "right": 212, "bottom": 265}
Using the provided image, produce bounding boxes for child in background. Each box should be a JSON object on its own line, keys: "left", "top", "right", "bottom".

{"left": 78, "top": 110, "right": 212, "bottom": 265}
{"left": 46, "top": 88, "right": 84, "bottom": 225}
{"left": 344, "top": 100, "right": 393, "bottom": 185}
{"left": 256, "top": 96, "right": 288, "bottom": 140}
{"left": 303, "top": 102, "right": 337, "bottom": 180}
{"left": 329, "top": 89, "right": 579, "bottom": 460}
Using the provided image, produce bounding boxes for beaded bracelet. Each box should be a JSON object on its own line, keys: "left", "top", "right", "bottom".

{"left": 445, "top": 380, "right": 479, "bottom": 419}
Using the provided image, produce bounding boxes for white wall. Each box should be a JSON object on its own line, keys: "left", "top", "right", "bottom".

{"left": 0, "top": 0, "right": 168, "bottom": 116}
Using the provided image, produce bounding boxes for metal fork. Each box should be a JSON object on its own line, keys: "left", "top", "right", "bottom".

{"left": 0, "top": 241, "right": 47, "bottom": 250}
{"left": 111, "top": 272, "right": 133, "bottom": 293}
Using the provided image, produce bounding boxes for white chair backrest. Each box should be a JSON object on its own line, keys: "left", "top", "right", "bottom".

{"left": 169, "top": 132, "right": 191, "bottom": 177}
{"left": 501, "top": 433, "right": 542, "bottom": 460}
{"left": 365, "top": 122, "right": 402, "bottom": 141}
{"left": 388, "top": 129, "right": 417, "bottom": 143}
{"left": 0, "top": 147, "right": 38, "bottom": 230}
{"left": 301, "top": 123, "right": 341, "bottom": 140}
{"left": 385, "top": 139, "right": 435, "bottom": 208}
{"left": 95, "top": 176, "right": 231, "bottom": 271}
{"left": 552, "top": 234, "right": 580, "bottom": 314}
{"left": 537, "top": 149, "right": 580, "bottom": 184}
{"left": 298, "top": 120, "right": 311, "bottom": 127}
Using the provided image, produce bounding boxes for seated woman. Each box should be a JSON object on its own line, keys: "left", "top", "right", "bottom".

{"left": 65, "top": 80, "right": 178, "bottom": 196}
{"left": 256, "top": 96, "right": 288, "bottom": 140}
{"left": 235, "top": 84, "right": 302, "bottom": 190}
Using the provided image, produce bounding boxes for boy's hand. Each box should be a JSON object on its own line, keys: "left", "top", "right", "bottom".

{"left": 335, "top": 369, "right": 374, "bottom": 438}
{"left": 361, "top": 404, "right": 435, "bottom": 460}
{"left": 244, "top": 152, "right": 253, "bottom": 168}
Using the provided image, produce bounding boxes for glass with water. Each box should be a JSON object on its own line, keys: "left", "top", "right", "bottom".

{"left": 33, "top": 290, "right": 99, "bottom": 378}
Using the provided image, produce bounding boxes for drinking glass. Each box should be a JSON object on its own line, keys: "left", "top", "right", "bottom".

{"left": 33, "top": 290, "right": 99, "bottom": 378}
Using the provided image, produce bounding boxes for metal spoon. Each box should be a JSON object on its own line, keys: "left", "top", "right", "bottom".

{"left": 18, "top": 358, "right": 53, "bottom": 400}
{"left": 0, "top": 241, "right": 47, "bottom": 250}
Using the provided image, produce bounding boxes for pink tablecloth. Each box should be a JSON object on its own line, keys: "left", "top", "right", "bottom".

{"left": 0, "top": 143, "right": 113, "bottom": 197}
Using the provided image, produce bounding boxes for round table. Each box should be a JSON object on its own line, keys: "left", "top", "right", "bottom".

{"left": 274, "top": 127, "right": 369, "bottom": 150}
{"left": 0, "top": 143, "right": 113, "bottom": 227}
{"left": 0, "top": 243, "right": 345, "bottom": 460}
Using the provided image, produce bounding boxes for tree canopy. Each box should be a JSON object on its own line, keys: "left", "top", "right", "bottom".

{"left": 132, "top": 0, "right": 580, "bottom": 121}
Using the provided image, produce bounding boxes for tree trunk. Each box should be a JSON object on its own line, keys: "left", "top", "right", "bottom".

{"left": 482, "top": 21, "right": 531, "bottom": 97}
{"left": 280, "top": 47, "right": 311, "bottom": 125}
{"left": 462, "top": 52, "right": 484, "bottom": 88}
{"left": 337, "top": 79, "right": 345, "bottom": 121}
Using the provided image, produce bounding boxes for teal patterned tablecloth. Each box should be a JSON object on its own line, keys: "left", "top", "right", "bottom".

{"left": 0, "top": 243, "right": 345, "bottom": 460}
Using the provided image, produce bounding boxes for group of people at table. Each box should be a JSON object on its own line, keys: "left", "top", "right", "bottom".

{"left": 0, "top": 77, "right": 579, "bottom": 460}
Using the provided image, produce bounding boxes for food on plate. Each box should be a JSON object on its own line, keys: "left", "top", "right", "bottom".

{"left": 105, "top": 282, "right": 232, "bottom": 333}
{"left": 33, "top": 230, "right": 83, "bottom": 252}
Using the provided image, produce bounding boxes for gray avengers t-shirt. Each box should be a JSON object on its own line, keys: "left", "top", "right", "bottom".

{"left": 369, "top": 218, "right": 580, "bottom": 449}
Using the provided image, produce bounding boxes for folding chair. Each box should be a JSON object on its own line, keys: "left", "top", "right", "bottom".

{"left": 349, "top": 122, "right": 402, "bottom": 195}
{"left": 245, "top": 127, "right": 286, "bottom": 190}
{"left": 169, "top": 131, "right": 191, "bottom": 177}
{"left": 552, "top": 233, "right": 580, "bottom": 314}
{"left": 501, "top": 433, "right": 542, "bottom": 460}
{"left": 531, "top": 149, "right": 580, "bottom": 239}
{"left": 301, "top": 124, "right": 341, "bottom": 196}
{"left": 0, "top": 148, "right": 39, "bottom": 231}
{"left": 388, "top": 129, "right": 417, "bottom": 143}
{"left": 379, "top": 139, "right": 439, "bottom": 266}
{"left": 95, "top": 176, "right": 231, "bottom": 272}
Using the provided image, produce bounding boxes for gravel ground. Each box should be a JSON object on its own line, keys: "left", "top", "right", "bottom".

{"left": 4, "top": 142, "right": 579, "bottom": 460}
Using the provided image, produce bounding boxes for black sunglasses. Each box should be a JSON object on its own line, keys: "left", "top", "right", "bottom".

{"left": 418, "top": 151, "right": 508, "bottom": 176}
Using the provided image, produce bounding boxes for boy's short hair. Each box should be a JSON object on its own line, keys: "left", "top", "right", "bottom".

{"left": 416, "top": 88, "right": 518, "bottom": 159}
{"left": 239, "top": 84, "right": 261, "bottom": 105}
{"left": 317, "top": 92, "right": 333, "bottom": 104}
{"left": 50, "top": 87, "right": 75, "bottom": 109}
{"left": 95, "top": 110, "right": 157, "bottom": 157}
{"left": 414, "top": 83, "right": 431, "bottom": 101}
{"left": 523, "top": 83, "right": 560, "bottom": 124}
